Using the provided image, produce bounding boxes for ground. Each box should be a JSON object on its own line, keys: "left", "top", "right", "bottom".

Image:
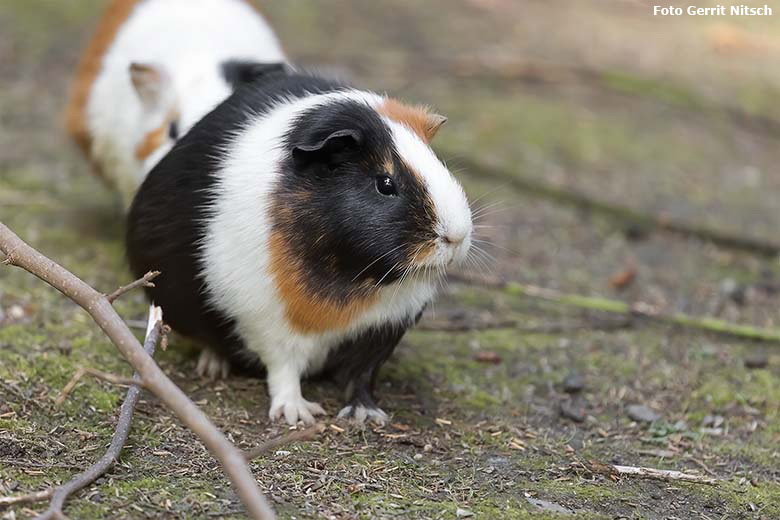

{"left": 2, "top": 1, "right": 780, "bottom": 518}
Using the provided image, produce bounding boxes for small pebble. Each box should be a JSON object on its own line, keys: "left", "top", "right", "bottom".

{"left": 562, "top": 372, "right": 584, "bottom": 393}
{"left": 702, "top": 414, "right": 724, "bottom": 428}
{"left": 456, "top": 508, "right": 474, "bottom": 518}
{"left": 626, "top": 404, "right": 661, "bottom": 423}
{"left": 8, "top": 304, "right": 24, "bottom": 320}
{"left": 559, "top": 398, "right": 585, "bottom": 423}
{"left": 744, "top": 354, "right": 769, "bottom": 369}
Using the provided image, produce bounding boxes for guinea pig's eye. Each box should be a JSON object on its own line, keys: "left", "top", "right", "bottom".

{"left": 168, "top": 120, "right": 180, "bottom": 140}
{"left": 375, "top": 175, "right": 397, "bottom": 196}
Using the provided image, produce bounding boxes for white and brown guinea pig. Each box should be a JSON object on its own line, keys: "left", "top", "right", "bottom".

{"left": 126, "top": 70, "right": 473, "bottom": 425}
{"left": 65, "top": 0, "right": 285, "bottom": 207}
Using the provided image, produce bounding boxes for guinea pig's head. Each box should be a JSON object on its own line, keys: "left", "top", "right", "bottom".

{"left": 129, "top": 60, "right": 288, "bottom": 175}
{"left": 274, "top": 95, "right": 472, "bottom": 292}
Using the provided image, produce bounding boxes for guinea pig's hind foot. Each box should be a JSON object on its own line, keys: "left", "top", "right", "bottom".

{"left": 196, "top": 348, "right": 230, "bottom": 380}
{"left": 337, "top": 402, "right": 389, "bottom": 425}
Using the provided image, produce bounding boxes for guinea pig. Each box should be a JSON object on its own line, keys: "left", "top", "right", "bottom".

{"left": 65, "top": 0, "right": 285, "bottom": 208}
{"left": 126, "top": 70, "right": 473, "bottom": 425}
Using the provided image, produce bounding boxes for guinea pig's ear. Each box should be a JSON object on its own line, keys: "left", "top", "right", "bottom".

{"left": 292, "top": 129, "right": 363, "bottom": 170}
{"left": 129, "top": 63, "right": 170, "bottom": 110}
{"left": 221, "top": 60, "right": 289, "bottom": 90}
{"left": 425, "top": 113, "right": 447, "bottom": 142}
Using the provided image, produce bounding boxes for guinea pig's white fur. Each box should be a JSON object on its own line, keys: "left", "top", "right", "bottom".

{"left": 66, "top": 0, "right": 285, "bottom": 207}
{"left": 200, "top": 91, "right": 472, "bottom": 424}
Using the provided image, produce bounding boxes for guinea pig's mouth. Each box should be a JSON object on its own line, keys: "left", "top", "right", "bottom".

{"left": 407, "top": 234, "right": 472, "bottom": 275}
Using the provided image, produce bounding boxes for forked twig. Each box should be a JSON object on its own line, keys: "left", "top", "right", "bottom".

{"left": 0, "top": 221, "right": 275, "bottom": 519}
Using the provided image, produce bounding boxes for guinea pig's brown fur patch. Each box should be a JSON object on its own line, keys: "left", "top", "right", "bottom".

{"left": 378, "top": 99, "right": 444, "bottom": 143}
{"left": 269, "top": 231, "right": 378, "bottom": 334}
{"left": 65, "top": 0, "right": 145, "bottom": 163}
{"left": 411, "top": 241, "right": 436, "bottom": 265}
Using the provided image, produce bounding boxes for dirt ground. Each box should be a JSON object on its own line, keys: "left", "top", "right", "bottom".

{"left": 2, "top": 1, "right": 780, "bottom": 518}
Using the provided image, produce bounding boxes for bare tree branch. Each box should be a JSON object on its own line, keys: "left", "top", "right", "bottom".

{"left": 0, "top": 221, "right": 275, "bottom": 519}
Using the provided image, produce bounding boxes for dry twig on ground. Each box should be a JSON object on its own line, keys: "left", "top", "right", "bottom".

{"left": 33, "top": 307, "right": 162, "bottom": 520}
{"left": 245, "top": 423, "right": 327, "bottom": 461}
{"left": 0, "top": 490, "right": 54, "bottom": 510}
{"left": 0, "top": 221, "right": 275, "bottom": 519}
{"left": 583, "top": 460, "right": 718, "bottom": 485}
{"left": 55, "top": 368, "right": 142, "bottom": 407}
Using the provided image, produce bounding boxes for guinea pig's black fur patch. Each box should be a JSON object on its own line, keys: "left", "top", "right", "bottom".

{"left": 220, "top": 60, "right": 289, "bottom": 91}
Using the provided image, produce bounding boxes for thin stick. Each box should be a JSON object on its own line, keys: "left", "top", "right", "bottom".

{"left": 244, "top": 423, "right": 326, "bottom": 461}
{"left": 55, "top": 368, "right": 142, "bottom": 407}
{"left": 106, "top": 270, "right": 160, "bottom": 303}
{"left": 584, "top": 460, "right": 718, "bottom": 485}
{"left": 0, "top": 222, "right": 275, "bottom": 519}
{"left": 34, "top": 307, "right": 162, "bottom": 520}
{"left": 450, "top": 273, "right": 780, "bottom": 343}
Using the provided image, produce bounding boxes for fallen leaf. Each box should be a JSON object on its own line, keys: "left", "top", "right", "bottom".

{"left": 609, "top": 265, "right": 637, "bottom": 290}
{"left": 473, "top": 351, "right": 502, "bottom": 364}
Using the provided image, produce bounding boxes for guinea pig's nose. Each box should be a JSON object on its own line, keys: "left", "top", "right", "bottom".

{"left": 443, "top": 230, "right": 468, "bottom": 245}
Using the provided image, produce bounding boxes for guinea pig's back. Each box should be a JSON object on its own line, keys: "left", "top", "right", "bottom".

{"left": 66, "top": 0, "right": 285, "bottom": 203}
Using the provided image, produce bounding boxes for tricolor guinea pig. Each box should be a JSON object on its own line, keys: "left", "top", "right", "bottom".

{"left": 65, "top": 0, "right": 285, "bottom": 207}
{"left": 126, "top": 70, "right": 473, "bottom": 425}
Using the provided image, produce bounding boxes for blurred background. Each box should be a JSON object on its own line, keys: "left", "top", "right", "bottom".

{"left": 2, "top": 1, "right": 780, "bottom": 518}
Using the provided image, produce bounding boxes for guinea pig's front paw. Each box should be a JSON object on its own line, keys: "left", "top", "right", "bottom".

{"left": 269, "top": 395, "right": 326, "bottom": 425}
{"left": 337, "top": 404, "right": 389, "bottom": 425}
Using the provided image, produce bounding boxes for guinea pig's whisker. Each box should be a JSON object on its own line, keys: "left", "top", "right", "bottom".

{"left": 472, "top": 238, "right": 519, "bottom": 257}
{"left": 390, "top": 244, "right": 425, "bottom": 303}
{"left": 374, "top": 261, "right": 401, "bottom": 288}
{"left": 351, "top": 243, "right": 406, "bottom": 282}
{"left": 467, "top": 246, "right": 495, "bottom": 274}
{"left": 471, "top": 199, "right": 505, "bottom": 215}
{"left": 468, "top": 185, "right": 508, "bottom": 210}
{"left": 471, "top": 245, "right": 496, "bottom": 265}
